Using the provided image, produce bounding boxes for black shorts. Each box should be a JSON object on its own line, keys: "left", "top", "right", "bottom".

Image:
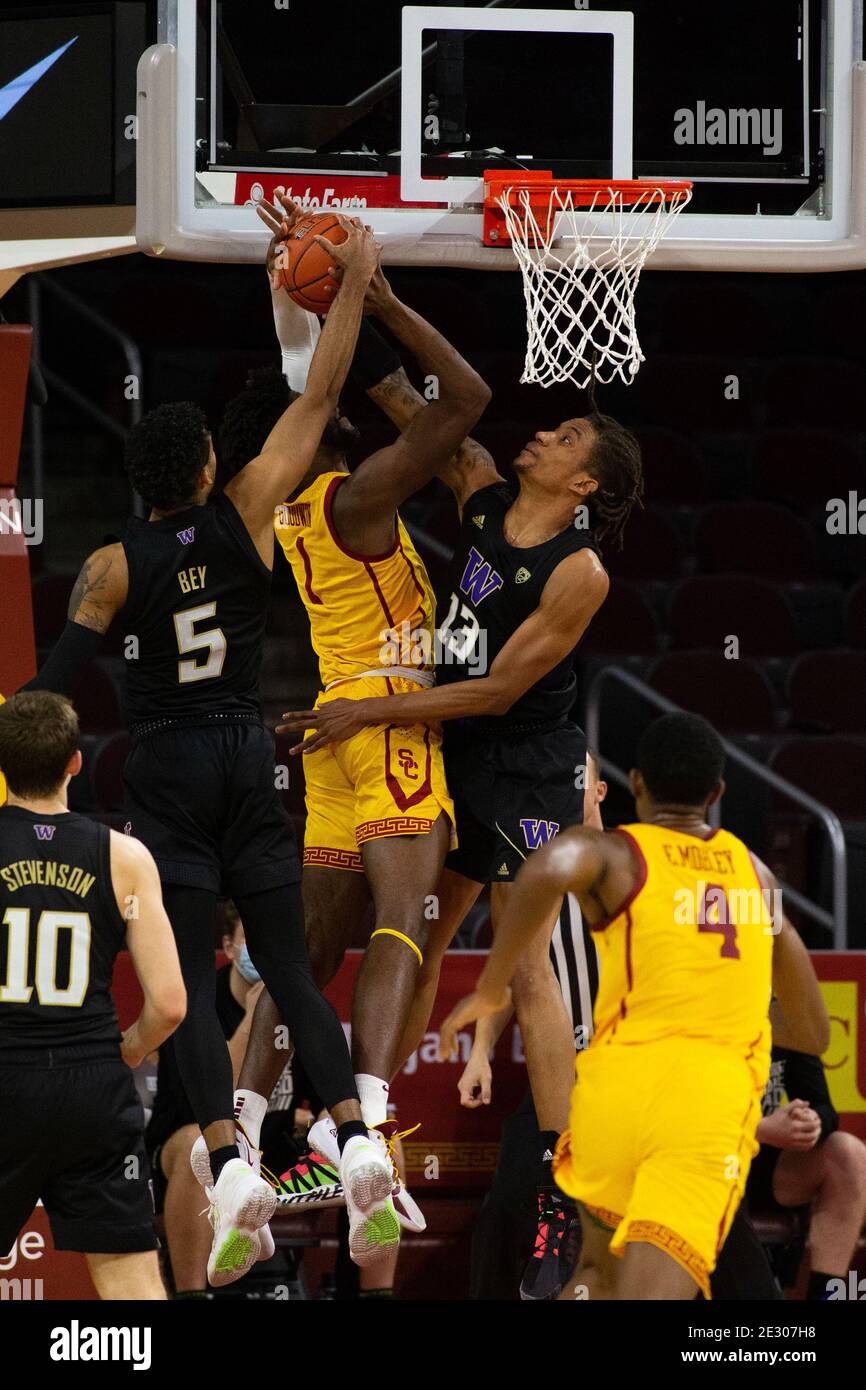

{"left": 0, "top": 1045, "right": 158, "bottom": 1256}
{"left": 745, "top": 1143, "right": 784, "bottom": 1211}
{"left": 123, "top": 716, "right": 301, "bottom": 896}
{"left": 443, "top": 716, "right": 586, "bottom": 884}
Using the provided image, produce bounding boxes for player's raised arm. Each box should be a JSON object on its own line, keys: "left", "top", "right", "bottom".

{"left": 366, "top": 361, "right": 502, "bottom": 515}
{"left": 330, "top": 268, "right": 491, "bottom": 540}
{"left": 113, "top": 832, "right": 187, "bottom": 1067}
{"left": 770, "top": 920, "right": 830, "bottom": 1055}
{"left": 224, "top": 218, "right": 378, "bottom": 553}
{"left": 21, "top": 543, "right": 128, "bottom": 694}
{"left": 437, "top": 828, "right": 615, "bottom": 1059}
{"left": 752, "top": 858, "right": 830, "bottom": 1055}
{"left": 278, "top": 546, "right": 609, "bottom": 751}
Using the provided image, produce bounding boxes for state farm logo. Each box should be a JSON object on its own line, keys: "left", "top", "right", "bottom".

{"left": 246, "top": 182, "right": 367, "bottom": 212}
{"left": 0, "top": 1228, "right": 45, "bottom": 1301}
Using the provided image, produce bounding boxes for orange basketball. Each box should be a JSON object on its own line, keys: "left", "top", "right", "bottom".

{"left": 278, "top": 213, "right": 348, "bottom": 313}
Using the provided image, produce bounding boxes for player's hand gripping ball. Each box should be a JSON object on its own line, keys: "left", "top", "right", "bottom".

{"left": 277, "top": 212, "right": 349, "bottom": 314}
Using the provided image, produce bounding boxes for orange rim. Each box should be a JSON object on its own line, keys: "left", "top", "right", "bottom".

{"left": 485, "top": 174, "right": 692, "bottom": 210}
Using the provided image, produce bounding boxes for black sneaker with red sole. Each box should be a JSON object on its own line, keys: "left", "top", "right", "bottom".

{"left": 519, "top": 1188, "right": 582, "bottom": 1301}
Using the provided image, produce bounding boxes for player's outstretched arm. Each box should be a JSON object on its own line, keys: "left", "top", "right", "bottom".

{"left": 113, "top": 832, "right": 187, "bottom": 1067}
{"left": 770, "top": 918, "right": 830, "bottom": 1056}
{"left": 458, "top": 1002, "right": 514, "bottom": 1107}
{"left": 279, "top": 547, "right": 609, "bottom": 750}
{"left": 331, "top": 272, "right": 491, "bottom": 546}
{"left": 438, "top": 829, "right": 611, "bottom": 1059}
{"left": 21, "top": 543, "right": 128, "bottom": 694}
{"left": 754, "top": 855, "right": 830, "bottom": 1055}
{"left": 224, "top": 219, "right": 378, "bottom": 557}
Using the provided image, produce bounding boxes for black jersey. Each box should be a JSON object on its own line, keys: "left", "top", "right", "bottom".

{"left": 122, "top": 491, "right": 271, "bottom": 725}
{"left": 435, "top": 483, "right": 601, "bottom": 723}
{"left": 0, "top": 806, "right": 126, "bottom": 1050}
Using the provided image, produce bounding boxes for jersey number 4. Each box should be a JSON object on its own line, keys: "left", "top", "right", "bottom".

{"left": 698, "top": 883, "right": 741, "bottom": 960}
{"left": 0, "top": 908, "right": 91, "bottom": 1006}
{"left": 173, "top": 603, "right": 226, "bottom": 683}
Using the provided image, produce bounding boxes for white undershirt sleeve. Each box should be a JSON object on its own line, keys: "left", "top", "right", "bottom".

{"left": 270, "top": 271, "right": 321, "bottom": 392}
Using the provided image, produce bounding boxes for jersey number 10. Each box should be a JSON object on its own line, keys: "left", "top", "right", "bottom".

{"left": 0, "top": 908, "right": 91, "bottom": 1007}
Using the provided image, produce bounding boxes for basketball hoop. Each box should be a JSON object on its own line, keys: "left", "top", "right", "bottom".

{"left": 484, "top": 175, "right": 693, "bottom": 390}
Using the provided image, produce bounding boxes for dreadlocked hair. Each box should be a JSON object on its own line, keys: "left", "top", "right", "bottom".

{"left": 585, "top": 412, "right": 644, "bottom": 550}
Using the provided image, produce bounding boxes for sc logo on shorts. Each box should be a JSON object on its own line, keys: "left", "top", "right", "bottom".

{"left": 397, "top": 748, "right": 419, "bottom": 780}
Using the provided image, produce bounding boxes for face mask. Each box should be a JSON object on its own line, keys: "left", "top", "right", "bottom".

{"left": 235, "top": 944, "right": 261, "bottom": 984}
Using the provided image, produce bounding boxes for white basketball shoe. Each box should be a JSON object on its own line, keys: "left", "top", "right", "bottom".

{"left": 205, "top": 1157, "right": 276, "bottom": 1287}
{"left": 191, "top": 1127, "right": 276, "bottom": 1265}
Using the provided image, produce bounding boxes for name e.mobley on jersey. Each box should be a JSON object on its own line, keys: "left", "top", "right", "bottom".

{"left": 49, "top": 1320, "right": 151, "bottom": 1371}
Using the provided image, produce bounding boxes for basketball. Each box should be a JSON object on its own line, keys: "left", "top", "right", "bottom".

{"left": 278, "top": 213, "right": 348, "bottom": 313}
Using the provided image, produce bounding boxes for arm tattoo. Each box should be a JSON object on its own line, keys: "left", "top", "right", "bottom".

{"left": 68, "top": 552, "right": 117, "bottom": 633}
{"left": 457, "top": 438, "right": 498, "bottom": 478}
{"left": 371, "top": 368, "right": 498, "bottom": 500}
{"left": 369, "top": 368, "right": 426, "bottom": 429}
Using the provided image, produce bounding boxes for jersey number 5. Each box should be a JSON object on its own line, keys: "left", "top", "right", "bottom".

{"left": 0, "top": 908, "right": 91, "bottom": 1006}
{"left": 174, "top": 603, "right": 226, "bottom": 684}
{"left": 698, "top": 883, "right": 741, "bottom": 960}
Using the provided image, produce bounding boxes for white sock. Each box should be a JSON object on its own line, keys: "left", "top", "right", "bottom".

{"left": 355, "top": 1074, "right": 390, "bottom": 1129}
{"left": 234, "top": 1090, "right": 267, "bottom": 1150}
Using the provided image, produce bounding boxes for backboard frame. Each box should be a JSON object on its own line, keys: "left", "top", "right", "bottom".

{"left": 136, "top": 0, "right": 866, "bottom": 271}
{"left": 399, "top": 6, "right": 635, "bottom": 204}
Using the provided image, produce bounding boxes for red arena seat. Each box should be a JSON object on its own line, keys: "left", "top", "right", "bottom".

{"left": 848, "top": 579, "right": 866, "bottom": 647}
{"left": 752, "top": 431, "right": 863, "bottom": 506}
{"left": 670, "top": 575, "right": 801, "bottom": 656}
{"left": 633, "top": 428, "right": 708, "bottom": 502}
{"left": 582, "top": 582, "right": 661, "bottom": 655}
{"left": 634, "top": 354, "right": 761, "bottom": 429}
{"left": 788, "top": 650, "right": 866, "bottom": 734}
{"left": 770, "top": 737, "right": 866, "bottom": 821}
{"left": 766, "top": 357, "right": 866, "bottom": 429}
{"left": 694, "top": 504, "right": 818, "bottom": 579}
{"left": 605, "top": 507, "right": 683, "bottom": 580}
{"left": 648, "top": 651, "right": 778, "bottom": 733}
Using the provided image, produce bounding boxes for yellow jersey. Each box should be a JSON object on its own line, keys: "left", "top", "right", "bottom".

{"left": 274, "top": 472, "right": 436, "bottom": 690}
{"left": 590, "top": 822, "right": 773, "bottom": 1063}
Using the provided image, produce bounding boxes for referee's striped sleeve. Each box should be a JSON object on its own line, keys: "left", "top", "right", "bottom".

{"left": 549, "top": 892, "right": 599, "bottom": 1047}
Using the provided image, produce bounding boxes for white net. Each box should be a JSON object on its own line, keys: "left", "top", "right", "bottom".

{"left": 500, "top": 183, "right": 692, "bottom": 389}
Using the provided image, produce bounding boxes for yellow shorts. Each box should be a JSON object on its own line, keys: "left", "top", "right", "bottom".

{"left": 302, "top": 675, "right": 457, "bottom": 872}
{"left": 553, "top": 1037, "right": 767, "bottom": 1299}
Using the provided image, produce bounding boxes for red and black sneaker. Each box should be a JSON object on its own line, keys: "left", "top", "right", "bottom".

{"left": 519, "top": 1187, "right": 582, "bottom": 1301}
{"left": 272, "top": 1151, "right": 344, "bottom": 1210}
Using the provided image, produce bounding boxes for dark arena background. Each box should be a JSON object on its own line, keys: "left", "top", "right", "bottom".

{"left": 0, "top": 0, "right": 864, "bottom": 1362}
